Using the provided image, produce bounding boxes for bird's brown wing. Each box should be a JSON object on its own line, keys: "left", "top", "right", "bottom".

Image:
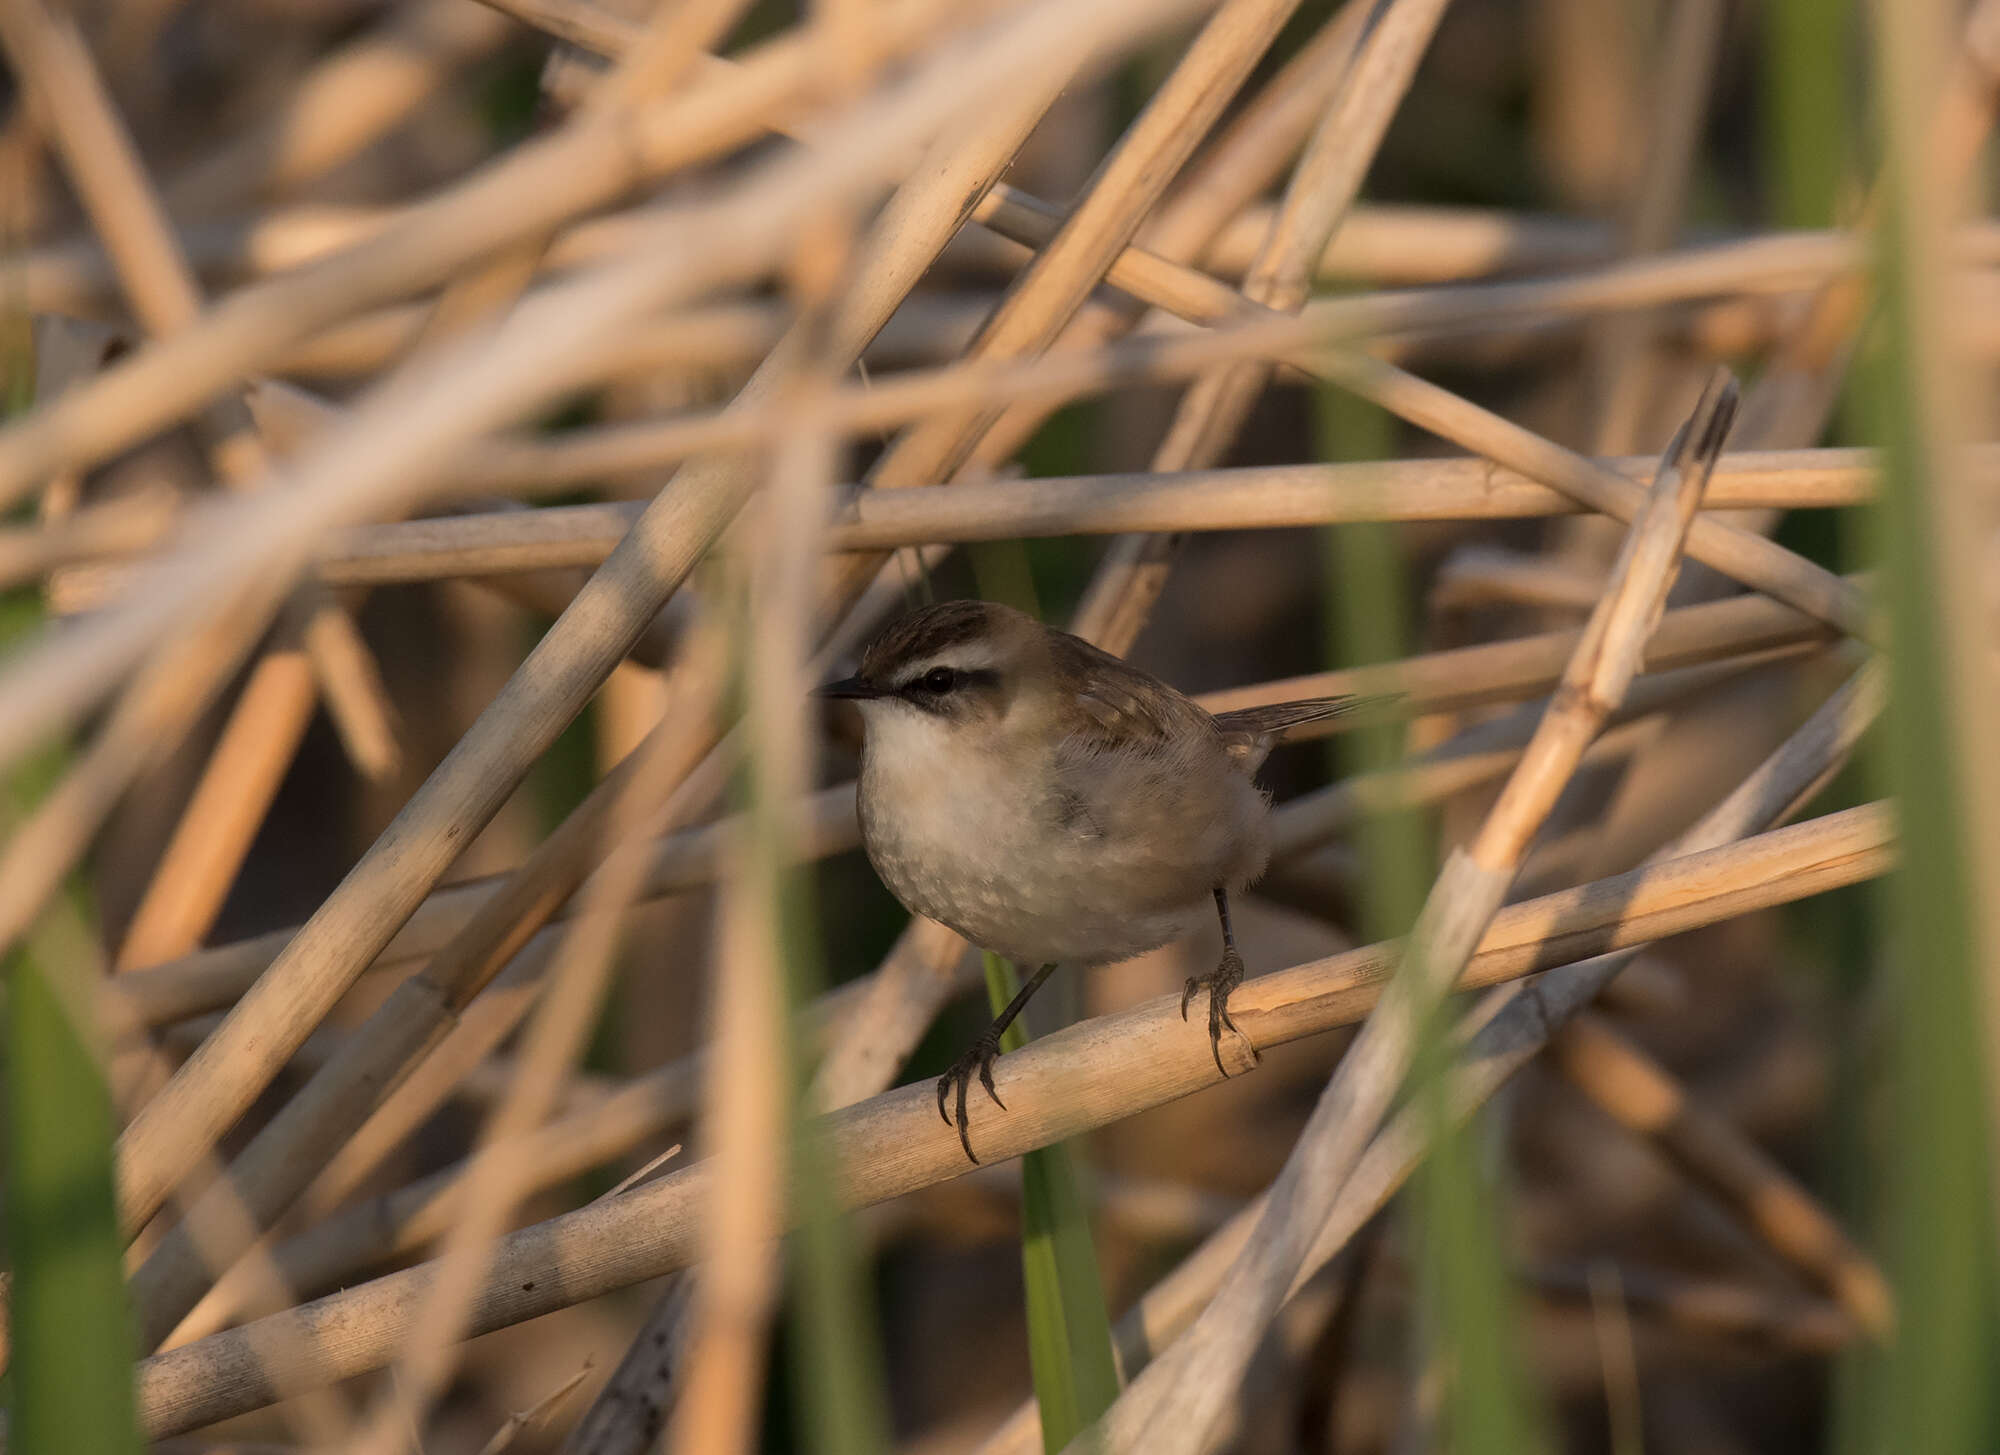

{"left": 1043, "top": 627, "right": 1220, "bottom": 753}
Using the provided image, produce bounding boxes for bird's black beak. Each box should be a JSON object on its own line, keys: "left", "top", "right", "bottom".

{"left": 815, "top": 675, "right": 886, "bottom": 701}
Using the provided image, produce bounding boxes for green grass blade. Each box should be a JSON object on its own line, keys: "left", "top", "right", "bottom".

{"left": 1318, "top": 384, "right": 1547, "bottom": 1454}
{"left": 0, "top": 595, "right": 142, "bottom": 1455}
{"left": 1848, "top": 9, "right": 2000, "bottom": 1440}
{"left": 718, "top": 572, "right": 894, "bottom": 1455}
{"left": 984, "top": 952, "right": 1119, "bottom": 1454}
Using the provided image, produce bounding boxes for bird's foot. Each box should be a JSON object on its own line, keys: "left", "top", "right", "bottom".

{"left": 1181, "top": 946, "right": 1258, "bottom": 1077}
{"left": 936, "top": 1028, "right": 1006, "bottom": 1164}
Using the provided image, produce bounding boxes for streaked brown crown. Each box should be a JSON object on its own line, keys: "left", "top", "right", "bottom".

{"left": 857, "top": 599, "right": 1031, "bottom": 684}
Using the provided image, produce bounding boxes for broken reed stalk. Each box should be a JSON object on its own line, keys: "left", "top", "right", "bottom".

{"left": 128, "top": 799, "right": 1895, "bottom": 1438}
{"left": 99, "top": 0, "right": 1190, "bottom": 1242}
{"left": 1084, "top": 371, "right": 1742, "bottom": 1455}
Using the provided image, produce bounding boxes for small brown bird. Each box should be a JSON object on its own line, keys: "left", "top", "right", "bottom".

{"left": 818, "top": 600, "right": 1365, "bottom": 1161}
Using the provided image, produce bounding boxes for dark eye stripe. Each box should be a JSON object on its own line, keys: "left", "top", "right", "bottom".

{"left": 894, "top": 667, "right": 999, "bottom": 703}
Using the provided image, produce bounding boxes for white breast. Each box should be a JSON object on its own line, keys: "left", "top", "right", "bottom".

{"left": 853, "top": 702, "right": 1259, "bottom": 968}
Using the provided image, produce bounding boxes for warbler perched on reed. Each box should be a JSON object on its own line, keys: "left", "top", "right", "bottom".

{"left": 820, "top": 600, "right": 1364, "bottom": 1160}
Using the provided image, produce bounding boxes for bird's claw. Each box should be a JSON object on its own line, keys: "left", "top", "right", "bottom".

{"left": 1182, "top": 947, "right": 1257, "bottom": 1077}
{"left": 936, "top": 1031, "right": 1006, "bottom": 1164}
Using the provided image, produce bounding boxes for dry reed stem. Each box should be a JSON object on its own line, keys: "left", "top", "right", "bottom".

{"left": 95, "top": 783, "right": 853, "bottom": 1036}
{"left": 1264, "top": 654, "right": 1790, "bottom": 862}
{"left": 128, "top": 801, "right": 1894, "bottom": 1437}
{"left": 977, "top": 656, "right": 1885, "bottom": 1455}
{"left": 473, "top": 0, "right": 635, "bottom": 56}
{"left": 1278, "top": 659, "right": 1888, "bottom": 1319}
{"left": 1582, "top": 0, "right": 1727, "bottom": 456}
{"left": 253, "top": 227, "right": 1858, "bottom": 497}
{"left": 886, "top": 2, "right": 1372, "bottom": 550}
{"left": 0, "top": 584, "right": 287, "bottom": 990}
{"left": 665, "top": 344, "right": 837, "bottom": 1455}
{"left": 0, "top": 0, "right": 399, "bottom": 771}
{"left": 16, "top": 196, "right": 1736, "bottom": 318}
{"left": 0, "top": 0, "right": 199, "bottom": 332}
{"left": 818, "top": 0, "right": 1319, "bottom": 624}
{"left": 124, "top": 446, "right": 1872, "bottom": 590}
{"left": 475, "top": 1358, "right": 597, "bottom": 1455}
{"left": 806, "top": 915, "right": 974, "bottom": 1111}
{"left": 1550, "top": 1012, "right": 1894, "bottom": 1337}
{"left": 96, "top": 0, "right": 1190, "bottom": 1240}
{"left": 1085, "top": 372, "right": 1740, "bottom": 1455}
{"left": 1142, "top": 9, "right": 1373, "bottom": 259}
{"left": 166, "top": 984, "right": 872, "bottom": 1349}
{"left": 112, "top": 645, "right": 317, "bottom": 970}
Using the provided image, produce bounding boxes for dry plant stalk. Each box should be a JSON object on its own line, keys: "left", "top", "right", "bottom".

{"left": 277, "top": 446, "right": 1883, "bottom": 584}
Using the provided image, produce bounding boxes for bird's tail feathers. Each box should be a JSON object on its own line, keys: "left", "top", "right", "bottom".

{"left": 1215, "top": 693, "right": 1399, "bottom": 767}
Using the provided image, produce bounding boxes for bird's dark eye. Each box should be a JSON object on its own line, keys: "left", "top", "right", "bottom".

{"left": 921, "top": 666, "right": 956, "bottom": 693}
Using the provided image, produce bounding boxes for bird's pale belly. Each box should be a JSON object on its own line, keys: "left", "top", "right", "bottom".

{"left": 858, "top": 753, "right": 1218, "bottom": 969}
{"left": 864, "top": 820, "right": 1208, "bottom": 968}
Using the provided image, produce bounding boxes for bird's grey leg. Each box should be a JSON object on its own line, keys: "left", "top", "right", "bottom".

{"left": 938, "top": 961, "right": 1059, "bottom": 1164}
{"left": 1182, "top": 886, "right": 1258, "bottom": 1077}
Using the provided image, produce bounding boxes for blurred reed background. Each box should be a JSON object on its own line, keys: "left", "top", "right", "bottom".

{"left": 0, "top": 0, "right": 1993, "bottom": 1450}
